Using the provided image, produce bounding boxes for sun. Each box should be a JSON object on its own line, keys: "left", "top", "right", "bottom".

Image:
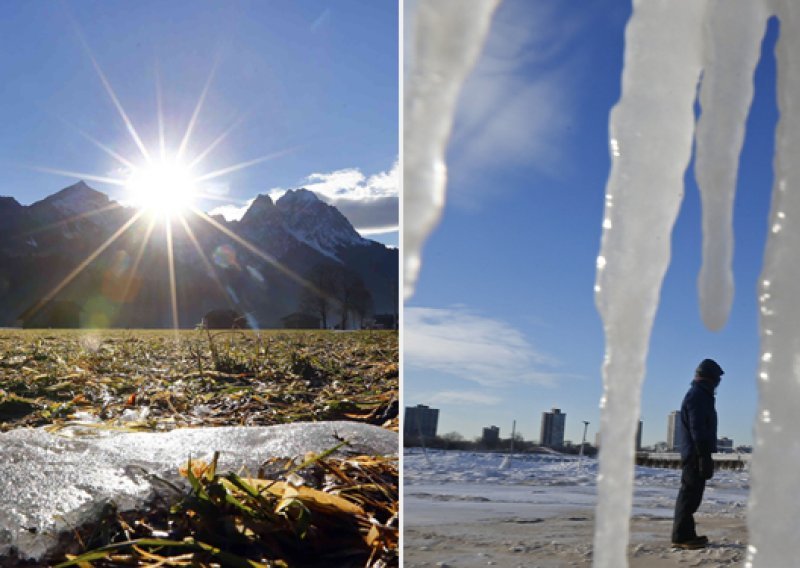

{"left": 125, "top": 159, "right": 198, "bottom": 217}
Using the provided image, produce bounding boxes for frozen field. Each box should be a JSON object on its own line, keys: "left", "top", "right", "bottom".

{"left": 404, "top": 448, "right": 749, "bottom": 567}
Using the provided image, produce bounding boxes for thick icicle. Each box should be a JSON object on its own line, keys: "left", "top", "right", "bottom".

{"left": 402, "top": 0, "right": 501, "bottom": 299}
{"left": 695, "top": 0, "right": 769, "bottom": 331}
{"left": 747, "top": 2, "right": 800, "bottom": 565}
{"left": 593, "top": 1, "right": 707, "bottom": 566}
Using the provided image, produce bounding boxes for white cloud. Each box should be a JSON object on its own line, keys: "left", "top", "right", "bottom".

{"left": 206, "top": 162, "right": 398, "bottom": 232}
{"left": 303, "top": 162, "right": 398, "bottom": 201}
{"left": 305, "top": 169, "right": 368, "bottom": 196}
{"left": 428, "top": 390, "right": 503, "bottom": 406}
{"left": 405, "top": 306, "right": 564, "bottom": 387}
{"left": 446, "top": 2, "right": 588, "bottom": 204}
{"left": 208, "top": 198, "right": 254, "bottom": 221}
{"left": 310, "top": 8, "right": 331, "bottom": 32}
{"left": 272, "top": 162, "right": 399, "bottom": 234}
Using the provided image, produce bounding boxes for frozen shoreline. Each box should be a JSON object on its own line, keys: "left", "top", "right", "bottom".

{"left": 404, "top": 449, "right": 748, "bottom": 566}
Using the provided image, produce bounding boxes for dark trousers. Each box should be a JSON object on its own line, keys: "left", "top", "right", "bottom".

{"left": 672, "top": 456, "right": 706, "bottom": 542}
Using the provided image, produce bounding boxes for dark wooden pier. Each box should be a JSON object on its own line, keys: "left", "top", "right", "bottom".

{"left": 635, "top": 452, "right": 750, "bottom": 471}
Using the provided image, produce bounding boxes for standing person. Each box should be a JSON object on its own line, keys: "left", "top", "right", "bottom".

{"left": 671, "top": 358, "right": 723, "bottom": 549}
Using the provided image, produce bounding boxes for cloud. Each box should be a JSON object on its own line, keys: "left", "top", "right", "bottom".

{"left": 208, "top": 198, "right": 254, "bottom": 221}
{"left": 310, "top": 8, "right": 331, "bottom": 32}
{"left": 329, "top": 195, "right": 398, "bottom": 233}
{"left": 272, "top": 162, "right": 399, "bottom": 234}
{"left": 446, "top": 2, "right": 587, "bottom": 204}
{"left": 405, "top": 306, "right": 563, "bottom": 387}
{"left": 428, "top": 390, "right": 503, "bottom": 406}
{"left": 207, "top": 162, "right": 398, "bottom": 231}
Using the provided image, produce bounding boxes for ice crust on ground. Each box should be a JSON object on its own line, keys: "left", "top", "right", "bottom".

{"left": 405, "top": 449, "right": 750, "bottom": 567}
{"left": 0, "top": 422, "right": 396, "bottom": 562}
{"left": 403, "top": 448, "right": 750, "bottom": 522}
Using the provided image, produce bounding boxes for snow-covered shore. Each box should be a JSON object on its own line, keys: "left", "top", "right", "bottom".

{"left": 404, "top": 448, "right": 749, "bottom": 566}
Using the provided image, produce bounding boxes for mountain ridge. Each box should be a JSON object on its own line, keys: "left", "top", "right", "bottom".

{"left": 0, "top": 181, "right": 397, "bottom": 329}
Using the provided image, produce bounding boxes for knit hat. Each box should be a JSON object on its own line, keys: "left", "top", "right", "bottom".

{"left": 696, "top": 358, "right": 724, "bottom": 379}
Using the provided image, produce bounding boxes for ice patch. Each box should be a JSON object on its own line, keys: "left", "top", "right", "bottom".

{"left": 0, "top": 422, "right": 396, "bottom": 562}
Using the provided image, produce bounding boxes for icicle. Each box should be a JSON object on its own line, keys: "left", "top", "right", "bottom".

{"left": 402, "top": 0, "right": 501, "bottom": 299}
{"left": 593, "top": 1, "right": 708, "bottom": 565}
{"left": 695, "top": 0, "right": 768, "bottom": 331}
{"left": 747, "top": 2, "right": 800, "bottom": 566}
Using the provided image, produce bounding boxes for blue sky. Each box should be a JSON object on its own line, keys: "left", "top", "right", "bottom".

{"left": 405, "top": 0, "right": 777, "bottom": 447}
{"left": 0, "top": 1, "right": 398, "bottom": 246}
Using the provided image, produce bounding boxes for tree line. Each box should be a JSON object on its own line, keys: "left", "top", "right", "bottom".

{"left": 299, "top": 262, "right": 375, "bottom": 329}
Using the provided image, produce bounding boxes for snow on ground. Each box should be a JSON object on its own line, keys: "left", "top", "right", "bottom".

{"left": 404, "top": 448, "right": 749, "bottom": 567}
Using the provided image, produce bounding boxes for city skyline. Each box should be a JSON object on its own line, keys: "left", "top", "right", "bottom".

{"left": 417, "top": 404, "right": 743, "bottom": 449}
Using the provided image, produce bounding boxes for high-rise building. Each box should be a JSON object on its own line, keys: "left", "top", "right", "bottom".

{"left": 718, "top": 437, "right": 734, "bottom": 453}
{"left": 635, "top": 420, "right": 643, "bottom": 451}
{"left": 404, "top": 404, "right": 439, "bottom": 440}
{"left": 667, "top": 410, "right": 682, "bottom": 451}
{"left": 482, "top": 425, "right": 500, "bottom": 447}
{"left": 540, "top": 408, "right": 566, "bottom": 448}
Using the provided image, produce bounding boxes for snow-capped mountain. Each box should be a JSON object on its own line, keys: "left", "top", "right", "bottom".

{"left": 32, "top": 181, "right": 111, "bottom": 216}
{"left": 236, "top": 189, "right": 367, "bottom": 261}
{"left": 0, "top": 182, "right": 397, "bottom": 329}
{"left": 275, "top": 189, "right": 368, "bottom": 258}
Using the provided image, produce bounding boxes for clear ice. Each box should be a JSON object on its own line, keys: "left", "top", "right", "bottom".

{"left": 403, "top": 0, "right": 500, "bottom": 299}
{"left": 0, "top": 422, "right": 396, "bottom": 562}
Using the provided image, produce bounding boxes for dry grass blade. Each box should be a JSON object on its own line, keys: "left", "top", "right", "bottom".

{"left": 0, "top": 330, "right": 397, "bottom": 566}
{"left": 52, "top": 449, "right": 397, "bottom": 567}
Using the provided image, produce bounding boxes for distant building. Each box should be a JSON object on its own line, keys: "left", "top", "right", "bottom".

{"left": 482, "top": 425, "right": 500, "bottom": 447}
{"left": 654, "top": 441, "right": 670, "bottom": 453}
{"left": 636, "top": 420, "right": 643, "bottom": 452}
{"left": 540, "top": 408, "right": 566, "bottom": 449}
{"left": 202, "top": 309, "right": 249, "bottom": 329}
{"left": 371, "top": 314, "right": 397, "bottom": 330}
{"left": 718, "top": 437, "right": 734, "bottom": 453}
{"left": 593, "top": 420, "right": 642, "bottom": 451}
{"left": 667, "top": 410, "right": 681, "bottom": 451}
{"left": 404, "top": 405, "right": 439, "bottom": 440}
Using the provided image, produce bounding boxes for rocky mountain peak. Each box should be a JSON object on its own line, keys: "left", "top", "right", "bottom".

{"left": 240, "top": 193, "right": 276, "bottom": 225}
{"left": 34, "top": 181, "right": 111, "bottom": 215}
{"left": 0, "top": 196, "right": 22, "bottom": 210}
{"left": 273, "top": 188, "right": 366, "bottom": 258}
{"left": 0, "top": 181, "right": 396, "bottom": 328}
{"left": 276, "top": 188, "right": 320, "bottom": 209}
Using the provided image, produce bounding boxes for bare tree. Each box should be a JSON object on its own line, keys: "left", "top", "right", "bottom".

{"left": 300, "top": 264, "right": 373, "bottom": 330}
{"left": 350, "top": 279, "right": 374, "bottom": 329}
{"left": 299, "top": 263, "right": 340, "bottom": 329}
{"left": 337, "top": 269, "right": 372, "bottom": 329}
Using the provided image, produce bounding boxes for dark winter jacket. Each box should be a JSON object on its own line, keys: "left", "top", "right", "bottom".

{"left": 678, "top": 379, "right": 718, "bottom": 462}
